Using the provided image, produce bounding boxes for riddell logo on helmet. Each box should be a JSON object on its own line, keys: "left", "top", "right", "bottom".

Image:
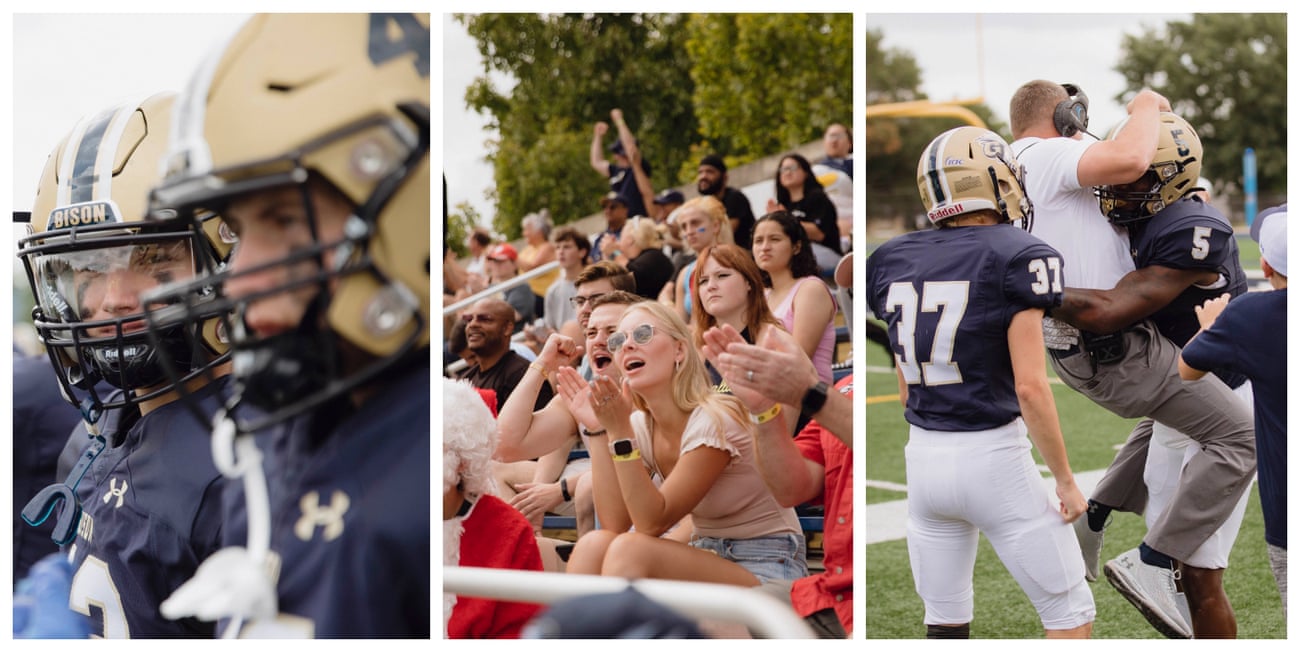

{"left": 929, "top": 203, "right": 965, "bottom": 220}
{"left": 47, "top": 201, "right": 121, "bottom": 230}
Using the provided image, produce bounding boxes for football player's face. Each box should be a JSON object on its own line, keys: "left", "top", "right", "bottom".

{"left": 220, "top": 181, "right": 352, "bottom": 339}
{"left": 61, "top": 240, "right": 194, "bottom": 337}
{"left": 752, "top": 220, "right": 794, "bottom": 272}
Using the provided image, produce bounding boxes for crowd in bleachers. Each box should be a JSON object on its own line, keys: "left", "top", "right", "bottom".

{"left": 442, "top": 112, "right": 855, "bottom": 638}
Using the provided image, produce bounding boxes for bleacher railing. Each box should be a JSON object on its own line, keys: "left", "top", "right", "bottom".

{"left": 443, "top": 260, "right": 561, "bottom": 317}
{"left": 442, "top": 566, "right": 816, "bottom": 638}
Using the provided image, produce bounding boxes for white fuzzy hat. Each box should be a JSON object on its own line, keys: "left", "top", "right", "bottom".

{"left": 442, "top": 379, "right": 499, "bottom": 499}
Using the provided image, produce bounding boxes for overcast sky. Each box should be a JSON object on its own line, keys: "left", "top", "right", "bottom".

{"left": 864, "top": 13, "right": 1192, "bottom": 135}
{"left": 9, "top": 13, "right": 253, "bottom": 215}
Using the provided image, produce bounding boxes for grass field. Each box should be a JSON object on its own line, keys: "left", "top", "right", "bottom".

{"left": 862, "top": 315, "right": 1286, "bottom": 639}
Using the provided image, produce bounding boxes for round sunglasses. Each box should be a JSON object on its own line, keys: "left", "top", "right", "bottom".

{"left": 606, "top": 323, "right": 658, "bottom": 354}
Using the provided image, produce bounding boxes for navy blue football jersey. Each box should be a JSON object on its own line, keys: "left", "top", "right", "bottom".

{"left": 60, "top": 377, "right": 229, "bottom": 637}
{"left": 866, "top": 224, "right": 1064, "bottom": 431}
{"left": 1128, "top": 196, "right": 1248, "bottom": 348}
{"left": 219, "top": 361, "right": 431, "bottom": 637}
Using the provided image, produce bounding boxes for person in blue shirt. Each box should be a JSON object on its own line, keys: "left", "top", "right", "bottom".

{"left": 1180, "top": 204, "right": 1288, "bottom": 615}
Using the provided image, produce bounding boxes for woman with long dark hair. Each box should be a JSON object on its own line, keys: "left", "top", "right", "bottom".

{"left": 767, "top": 153, "right": 841, "bottom": 273}
{"left": 753, "top": 212, "right": 838, "bottom": 384}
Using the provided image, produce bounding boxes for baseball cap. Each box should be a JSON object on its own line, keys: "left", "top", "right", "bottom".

{"left": 608, "top": 138, "right": 630, "bottom": 155}
{"left": 486, "top": 242, "right": 518, "bottom": 262}
{"left": 600, "top": 191, "right": 629, "bottom": 208}
{"left": 1251, "top": 204, "right": 1287, "bottom": 276}
{"left": 652, "top": 189, "right": 685, "bottom": 205}
{"left": 698, "top": 154, "right": 727, "bottom": 174}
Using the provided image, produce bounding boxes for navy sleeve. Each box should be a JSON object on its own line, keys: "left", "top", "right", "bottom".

{"left": 1004, "top": 243, "right": 1064, "bottom": 311}
{"left": 1147, "top": 221, "right": 1234, "bottom": 271}
{"left": 1180, "top": 302, "right": 1245, "bottom": 377}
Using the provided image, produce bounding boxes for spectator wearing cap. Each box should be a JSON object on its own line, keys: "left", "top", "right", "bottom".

{"left": 652, "top": 189, "right": 685, "bottom": 223}
{"left": 591, "top": 191, "right": 630, "bottom": 264}
{"left": 591, "top": 109, "right": 652, "bottom": 220}
{"left": 485, "top": 243, "right": 536, "bottom": 331}
{"left": 654, "top": 189, "right": 689, "bottom": 259}
{"left": 1180, "top": 204, "right": 1288, "bottom": 612}
{"left": 697, "top": 154, "right": 758, "bottom": 250}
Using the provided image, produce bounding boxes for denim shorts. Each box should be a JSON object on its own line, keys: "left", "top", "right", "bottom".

{"left": 690, "top": 532, "right": 808, "bottom": 584}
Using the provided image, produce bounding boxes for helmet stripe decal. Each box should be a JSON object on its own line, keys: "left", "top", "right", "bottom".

{"left": 923, "top": 129, "right": 951, "bottom": 208}
{"left": 166, "top": 18, "right": 247, "bottom": 180}
{"left": 66, "top": 107, "right": 118, "bottom": 205}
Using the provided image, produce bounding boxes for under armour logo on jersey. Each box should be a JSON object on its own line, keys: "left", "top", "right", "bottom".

{"left": 102, "top": 478, "right": 128, "bottom": 508}
{"left": 294, "top": 490, "right": 350, "bottom": 542}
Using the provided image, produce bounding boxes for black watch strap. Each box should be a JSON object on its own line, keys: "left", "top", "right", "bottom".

{"left": 801, "top": 381, "right": 830, "bottom": 415}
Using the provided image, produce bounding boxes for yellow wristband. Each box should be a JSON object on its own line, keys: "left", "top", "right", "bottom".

{"left": 749, "top": 403, "right": 782, "bottom": 425}
{"left": 610, "top": 439, "right": 641, "bottom": 462}
{"left": 528, "top": 362, "right": 549, "bottom": 380}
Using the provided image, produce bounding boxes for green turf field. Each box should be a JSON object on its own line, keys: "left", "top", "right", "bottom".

{"left": 862, "top": 321, "right": 1286, "bottom": 639}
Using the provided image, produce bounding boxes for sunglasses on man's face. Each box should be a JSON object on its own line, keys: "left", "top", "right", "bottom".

{"left": 607, "top": 323, "right": 657, "bottom": 354}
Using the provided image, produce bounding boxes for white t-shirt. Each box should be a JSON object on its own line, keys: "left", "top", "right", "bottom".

{"left": 1011, "top": 136, "right": 1135, "bottom": 290}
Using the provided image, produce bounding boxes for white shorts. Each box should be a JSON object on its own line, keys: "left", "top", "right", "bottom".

{"left": 1143, "top": 381, "right": 1255, "bottom": 569}
{"left": 905, "top": 419, "right": 1095, "bottom": 630}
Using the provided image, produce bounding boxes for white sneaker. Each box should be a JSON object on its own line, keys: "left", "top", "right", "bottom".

{"left": 1103, "top": 548, "right": 1192, "bottom": 638}
{"left": 1174, "top": 591, "right": 1193, "bottom": 638}
{"left": 1073, "top": 517, "right": 1104, "bottom": 582}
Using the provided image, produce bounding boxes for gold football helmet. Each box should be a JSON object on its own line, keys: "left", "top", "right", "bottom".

{"left": 916, "top": 126, "right": 1033, "bottom": 229}
{"left": 145, "top": 13, "right": 430, "bottom": 430}
{"left": 16, "top": 93, "right": 230, "bottom": 415}
{"left": 1096, "top": 112, "right": 1204, "bottom": 225}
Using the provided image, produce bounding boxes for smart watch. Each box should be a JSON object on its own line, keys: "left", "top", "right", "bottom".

{"left": 801, "top": 381, "right": 829, "bottom": 416}
{"left": 611, "top": 439, "right": 640, "bottom": 462}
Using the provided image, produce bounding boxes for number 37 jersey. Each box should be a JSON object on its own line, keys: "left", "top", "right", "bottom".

{"left": 866, "top": 224, "right": 1065, "bottom": 432}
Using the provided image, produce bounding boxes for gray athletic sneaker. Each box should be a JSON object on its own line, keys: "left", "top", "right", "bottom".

{"left": 1073, "top": 517, "right": 1104, "bottom": 582}
{"left": 1104, "top": 548, "right": 1192, "bottom": 638}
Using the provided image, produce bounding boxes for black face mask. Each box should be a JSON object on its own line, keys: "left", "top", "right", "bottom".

{"left": 230, "top": 296, "right": 337, "bottom": 416}
{"left": 84, "top": 324, "right": 192, "bottom": 390}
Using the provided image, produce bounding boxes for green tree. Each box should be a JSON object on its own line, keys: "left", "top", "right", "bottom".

{"left": 683, "top": 13, "right": 852, "bottom": 176}
{"left": 458, "top": 13, "right": 695, "bottom": 237}
{"left": 444, "top": 201, "right": 481, "bottom": 259}
{"left": 863, "top": 29, "right": 1005, "bottom": 230}
{"left": 1115, "top": 14, "right": 1286, "bottom": 197}
{"left": 456, "top": 13, "right": 854, "bottom": 236}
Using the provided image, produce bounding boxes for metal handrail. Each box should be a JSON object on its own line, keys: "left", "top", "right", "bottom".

{"left": 442, "top": 566, "right": 816, "bottom": 639}
{"left": 443, "top": 260, "right": 561, "bottom": 316}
